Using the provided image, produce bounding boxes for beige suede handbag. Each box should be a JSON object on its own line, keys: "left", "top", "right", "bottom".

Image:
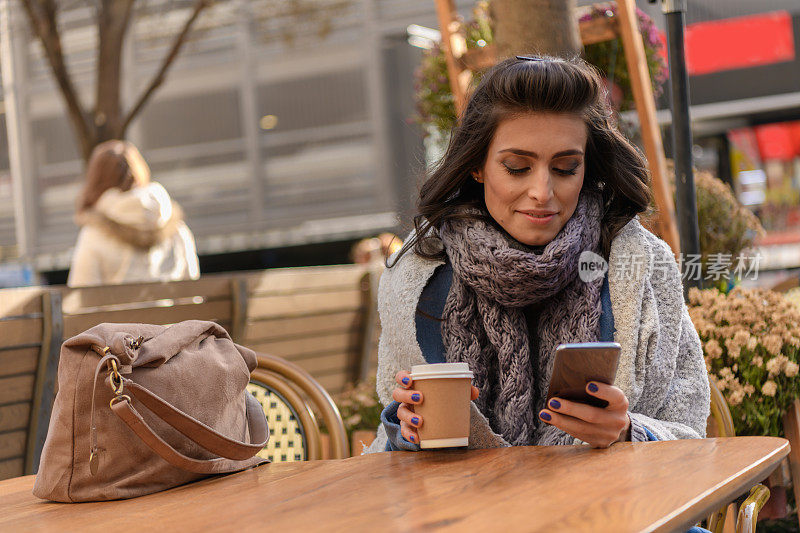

{"left": 33, "top": 320, "right": 269, "bottom": 502}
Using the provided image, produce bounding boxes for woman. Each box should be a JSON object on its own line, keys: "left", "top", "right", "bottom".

{"left": 67, "top": 140, "right": 200, "bottom": 287}
{"left": 366, "top": 56, "right": 710, "bottom": 453}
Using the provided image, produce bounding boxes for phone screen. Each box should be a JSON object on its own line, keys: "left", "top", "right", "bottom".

{"left": 545, "top": 342, "right": 621, "bottom": 408}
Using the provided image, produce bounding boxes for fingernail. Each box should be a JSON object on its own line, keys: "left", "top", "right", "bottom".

{"left": 412, "top": 417, "right": 419, "bottom": 426}
{"left": 411, "top": 393, "right": 421, "bottom": 402}
{"left": 540, "top": 411, "right": 551, "bottom": 421}
{"left": 402, "top": 377, "right": 410, "bottom": 385}
{"left": 409, "top": 434, "right": 415, "bottom": 442}
{"left": 588, "top": 383, "right": 599, "bottom": 393}
{"left": 549, "top": 399, "right": 560, "bottom": 410}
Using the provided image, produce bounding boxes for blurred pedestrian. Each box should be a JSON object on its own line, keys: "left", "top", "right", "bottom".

{"left": 351, "top": 237, "right": 382, "bottom": 266}
{"left": 67, "top": 140, "right": 200, "bottom": 287}
{"left": 351, "top": 233, "right": 403, "bottom": 266}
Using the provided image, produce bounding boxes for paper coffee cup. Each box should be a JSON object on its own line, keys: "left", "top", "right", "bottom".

{"left": 410, "top": 362, "right": 474, "bottom": 449}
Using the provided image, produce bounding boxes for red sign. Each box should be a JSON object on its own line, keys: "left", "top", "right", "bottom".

{"left": 684, "top": 11, "right": 795, "bottom": 76}
{"left": 754, "top": 121, "right": 800, "bottom": 161}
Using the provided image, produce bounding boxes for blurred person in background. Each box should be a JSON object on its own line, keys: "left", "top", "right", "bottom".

{"left": 351, "top": 233, "right": 403, "bottom": 266}
{"left": 67, "top": 140, "right": 200, "bottom": 287}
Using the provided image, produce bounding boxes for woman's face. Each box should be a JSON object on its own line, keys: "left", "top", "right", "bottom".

{"left": 474, "top": 112, "right": 587, "bottom": 247}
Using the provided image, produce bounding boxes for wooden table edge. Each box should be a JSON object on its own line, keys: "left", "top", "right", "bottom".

{"left": 0, "top": 437, "right": 791, "bottom": 533}
{"left": 650, "top": 437, "right": 790, "bottom": 532}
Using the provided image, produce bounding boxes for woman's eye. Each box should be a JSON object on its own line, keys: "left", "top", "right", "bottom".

{"left": 553, "top": 167, "right": 578, "bottom": 176}
{"left": 502, "top": 163, "right": 529, "bottom": 175}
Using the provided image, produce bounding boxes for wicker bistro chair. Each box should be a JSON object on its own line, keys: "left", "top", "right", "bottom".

{"left": 248, "top": 353, "right": 349, "bottom": 462}
{"left": 705, "top": 378, "right": 770, "bottom": 533}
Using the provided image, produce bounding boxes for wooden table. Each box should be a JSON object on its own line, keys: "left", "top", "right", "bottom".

{"left": 0, "top": 437, "right": 789, "bottom": 532}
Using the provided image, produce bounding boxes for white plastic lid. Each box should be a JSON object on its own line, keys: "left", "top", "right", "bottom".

{"left": 410, "top": 362, "right": 474, "bottom": 380}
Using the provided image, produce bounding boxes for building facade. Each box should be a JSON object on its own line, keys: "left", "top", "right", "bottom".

{"left": 0, "top": 0, "right": 477, "bottom": 275}
{"left": 3, "top": 0, "right": 800, "bottom": 278}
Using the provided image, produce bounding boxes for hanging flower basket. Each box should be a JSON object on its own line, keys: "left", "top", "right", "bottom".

{"left": 412, "top": 1, "right": 668, "bottom": 142}
{"left": 579, "top": 3, "right": 668, "bottom": 112}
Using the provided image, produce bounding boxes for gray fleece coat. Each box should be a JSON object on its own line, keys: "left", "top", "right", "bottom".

{"left": 365, "top": 217, "right": 710, "bottom": 452}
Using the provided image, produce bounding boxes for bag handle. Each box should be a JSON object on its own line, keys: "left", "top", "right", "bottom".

{"left": 90, "top": 350, "right": 269, "bottom": 474}
{"left": 119, "top": 378, "right": 268, "bottom": 460}
{"left": 110, "top": 397, "right": 266, "bottom": 474}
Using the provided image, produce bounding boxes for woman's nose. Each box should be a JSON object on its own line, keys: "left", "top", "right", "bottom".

{"left": 527, "top": 167, "right": 554, "bottom": 203}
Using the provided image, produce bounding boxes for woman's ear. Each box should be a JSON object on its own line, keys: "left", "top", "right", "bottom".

{"left": 472, "top": 171, "right": 484, "bottom": 184}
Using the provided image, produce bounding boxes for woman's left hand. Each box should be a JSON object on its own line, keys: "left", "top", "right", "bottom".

{"left": 539, "top": 382, "right": 631, "bottom": 448}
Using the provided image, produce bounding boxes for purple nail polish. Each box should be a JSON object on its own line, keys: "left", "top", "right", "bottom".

{"left": 409, "top": 434, "right": 415, "bottom": 442}
{"left": 540, "top": 411, "right": 551, "bottom": 421}
{"left": 402, "top": 377, "right": 410, "bottom": 385}
{"left": 588, "top": 383, "right": 599, "bottom": 393}
{"left": 412, "top": 417, "right": 419, "bottom": 425}
{"left": 411, "top": 393, "right": 421, "bottom": 402}
{"left": 549, "top": 399, "right": 560, "bottom": 409}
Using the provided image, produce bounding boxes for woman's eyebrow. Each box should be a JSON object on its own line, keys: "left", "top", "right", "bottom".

{"left": 497, "top": 148, "right": 584, "bottom": 158}
{"left": 553, "top": 149, "right": 584, "bottom": 158}
{"left": 498, "top": 148, "right": 538, "bottom": 158}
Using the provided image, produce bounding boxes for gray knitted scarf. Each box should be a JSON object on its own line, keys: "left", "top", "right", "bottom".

{"left": 439, "top": 192, "right": 604, "bottom": 446}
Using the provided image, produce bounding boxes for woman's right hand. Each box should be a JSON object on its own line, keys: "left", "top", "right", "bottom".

{"left": 392, "top": 370, "right": 480, "bottom": 445}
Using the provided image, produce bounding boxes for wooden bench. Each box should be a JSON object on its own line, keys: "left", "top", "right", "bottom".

{"left": 60, "top": 275, "right": 236, "bottom": 339}
{"left": 231, "top": 265, "right": 376, "bottom": 396}
{"left": 0, "top": 287, "right": 60, "bottom": 479}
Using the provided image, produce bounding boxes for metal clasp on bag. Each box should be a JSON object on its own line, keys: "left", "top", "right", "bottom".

{"left": 131, "top": 336, "right": 143, "bottom": 350}
{"left": 109, "top": 394, "right": 131, "bottom": 408}
{"left": 90, "top": 345, "right": 126, "bottom": 396}
{"left": 108, "top": 358, "right": 124, "bottom": 396}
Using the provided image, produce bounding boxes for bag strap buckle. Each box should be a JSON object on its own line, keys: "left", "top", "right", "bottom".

{"left": 109, "top": 394, "right": 131, "bottom": 408}
{"left": 108, "top": 358, "right": 124, "bottom": 395}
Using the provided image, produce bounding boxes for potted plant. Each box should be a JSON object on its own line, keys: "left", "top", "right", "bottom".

{"left": 335, "top": 377, "right": 382, "bottom": 456}
{"left": 641, "top": 168, "right": 765, "bottom": 290}
{"left": 688, "top": 286, "right": 800, "bottom": 521}
{"left": 412, "top": 1, "right": 493, "bottom": 147}
{"left": 689, "top": 286, "right": 800, "bottom": 438}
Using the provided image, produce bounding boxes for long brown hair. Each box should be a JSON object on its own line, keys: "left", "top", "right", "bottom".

{"left": 393, "top": 56, "right": 651, "bottom": 265}
{"left": 78, "top": 140, "right": 151, "bottom": 212}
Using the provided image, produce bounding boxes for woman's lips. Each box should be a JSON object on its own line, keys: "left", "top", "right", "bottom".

{"left": 520, "top": 211, "right": 556, "bottom": 225}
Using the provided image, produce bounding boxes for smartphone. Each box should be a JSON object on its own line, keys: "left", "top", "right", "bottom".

{"left": 545, "top": 342, "right": 621, "bottom": 409}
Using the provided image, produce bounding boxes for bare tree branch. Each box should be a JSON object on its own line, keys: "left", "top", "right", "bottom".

{"left": 19, "top": 0, "right": 94, "bottom": 160}
{"left": 120, "top": 0, "right": 210, "bottom": 134}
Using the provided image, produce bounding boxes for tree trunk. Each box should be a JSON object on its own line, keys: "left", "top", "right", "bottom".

{"left": 21, "top": 0, "right": 210, "bottom": 162}
{"left": 490, "top": 0, "right": 581, "bottom": 59}
{"left": 95, "top": 0, "right": 135, "bottom": 143}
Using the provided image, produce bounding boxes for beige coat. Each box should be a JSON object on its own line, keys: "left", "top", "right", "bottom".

{"left": 67, "top": 183, "right": 200, "bottom": 287}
